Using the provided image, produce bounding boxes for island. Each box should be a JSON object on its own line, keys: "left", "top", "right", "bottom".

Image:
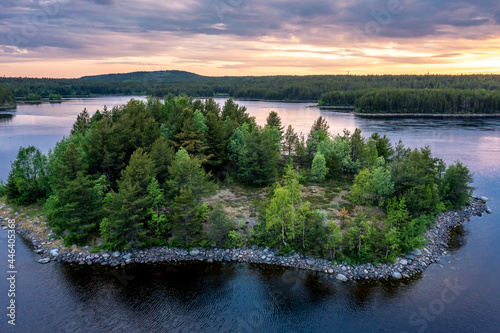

{"left": 0, "top": 85, "right": 16, "bottom": 110}
{"left": 0, "top": 97, "right": 491, "bottom": 281}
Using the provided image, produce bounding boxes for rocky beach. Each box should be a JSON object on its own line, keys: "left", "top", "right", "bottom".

{"left": 0, "top": 197, "right": 490, "bottom": 282}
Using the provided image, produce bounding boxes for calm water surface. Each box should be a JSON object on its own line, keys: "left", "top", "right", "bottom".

{"left": 1, "top": 97, "right": 499, "bottom": 332}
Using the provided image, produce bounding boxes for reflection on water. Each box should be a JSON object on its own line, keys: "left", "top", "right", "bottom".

{"left": 0, "top": 97, "right": 499, "bottom": 332}
{"left": 0, "top": 111, "right": 14, "bottom": 124}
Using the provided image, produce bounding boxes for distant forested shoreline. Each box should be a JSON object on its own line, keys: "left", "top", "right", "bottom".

{"left": 0, "top": 71, "right": 499, "bottom": 114}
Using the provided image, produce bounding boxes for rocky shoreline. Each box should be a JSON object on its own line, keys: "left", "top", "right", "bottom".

{"left": 0, "top": 197, "right": 491, "bottom": 282}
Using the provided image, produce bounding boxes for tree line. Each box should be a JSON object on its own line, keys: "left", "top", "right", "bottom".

{"left": 353, "top": 88, "right": 500, "bottom": 114}
{"left": 1, "top": 97, "right": 475, "bottom": 263}
{"left": 0, "top": 72, "right": 498, "bottom": 103}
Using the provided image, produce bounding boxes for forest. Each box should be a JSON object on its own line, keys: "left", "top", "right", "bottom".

{"left": 0, "top": 85, "right": 16, "bottom": 108}
{"left": 0, "top": 97, "right": 475, "bottom": 263}
{"left": 0, "top": 72, "right": 499, "bottom": 114}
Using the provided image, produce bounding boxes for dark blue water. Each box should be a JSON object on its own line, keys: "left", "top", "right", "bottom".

{"left": 1, "top": 98, "right": 499, "bottom": 332}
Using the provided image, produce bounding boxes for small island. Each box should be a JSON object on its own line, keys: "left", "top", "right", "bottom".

{"left": 0, "top": 97, "right": 491, "bottom": 281}
{"left": 0, "top": 85, "right": 17, "bottom": 110}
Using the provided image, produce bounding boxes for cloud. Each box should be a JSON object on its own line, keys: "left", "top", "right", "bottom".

{"left": 0, "top": 0, "right": 499, "bottom": 77}
{"left": 494, "top": 11, "right": 500, "bottom": 25}
{"left": 92, "top": 0, "right": 120, "bottom": 5}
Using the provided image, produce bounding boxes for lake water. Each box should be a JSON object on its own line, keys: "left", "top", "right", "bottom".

{"left": 1, "top": 97, "right": 499, "bottom": 332}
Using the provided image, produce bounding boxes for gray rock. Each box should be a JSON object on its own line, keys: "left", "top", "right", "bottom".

{"left": 266, "top": 257, "right": 272, "bottom": 262}
{"left": 223, "top": 255, "right": 231, "bottom": 262}
{"left": 480, "top": 196, "right": 489, "bottom": 202}
{"left": 189, "top": 249, "right": 200, "bottom": 256}
{"left": 251, "top": 245, "right": 259, "bottom": 250}
{"left": 35, "top": 249, "right": 43, "bottom": 254}
{"left": 261, "top": 255, "right": 267, "bottom": 260}
{"left": 122, "top": 254, "right": 131, "bottom": 260}
{"left": 410, "top": 248, "right": 422, "bottom": 256}
{"left": 392, "top": 272, "right": 402, "bottom": 279}
{"left": 306, "top": 259, "right": 315, "bottom": 266}
{"left": 400, "top": 259, "right": 408, "bottom": 265}
{"left": 38, "top": 258, "right": 51, "bottom": 264}
{"left": 50, "top": 249, "right": 59, "bottom": 257}
{"left": 112, "top": 251, "right": 121, "bottom": 258}
{"left": 102, "top": 253, "right": 110, "bottom": 259}
{"left": 405, "top": 254, "right": 415, "bottom": 260}
{"left": 207, "top": 258, "right": 214, "bottom": 263}
{"left": 336, "top": 274, "right": 348, "bottom": 282}
{"left": 486, "top": 208, "right": 492, "bottom": 214}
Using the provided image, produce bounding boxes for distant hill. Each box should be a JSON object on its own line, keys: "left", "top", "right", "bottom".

{"left": 80, "top": 70, "right": 204, "bottom": 83}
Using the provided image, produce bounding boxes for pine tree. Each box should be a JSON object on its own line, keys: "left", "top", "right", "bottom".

{"left": 101, "top": 148, "right": 157, "bottom": 249}
{"left": 168, "top": 148, "right": 218, "bottom": 201}
{"left": 266, "top": 111, "right": 284, "bottom": 137}
{"left": 283, "top": 125, "right": 298, "bottom": 158}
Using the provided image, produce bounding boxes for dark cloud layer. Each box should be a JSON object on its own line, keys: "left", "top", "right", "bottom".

{"left": 0, "top": 0, "right": 498, "bottom": 76}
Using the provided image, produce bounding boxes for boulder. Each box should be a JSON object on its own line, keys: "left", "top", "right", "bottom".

{"left": 486, "top": 208, "right": 492, "bottom": 214}
{"left": 392, "top": 272, "right": 402, "bottom": 279}
{"left": 223, "top": 255, "right": 231, "bottom": 262}
{"left": 306, "top": 259, "right": 315, "bottom": 266}
{"left": 336, "top": 274, "right": 348, "bottom": 282}
{"left": 400, "top": 259, "right": 408, "bottom": 266}
{"left": 112, "top": 251, "right": 121, "bottom": 258}
{"left": 410, "top": 248, "right": 422, "bottom": 256}
{"left": 38, "top": 258, "right": 51, "bottom": 264}
{"left": 480, "top": 196, "right": 489, "bottom": 202}
{"left": 189, "top": 249, "right": 200, "bottom": 256}
{"left": 50, "top": 249, "right": 59, "bottom": 257}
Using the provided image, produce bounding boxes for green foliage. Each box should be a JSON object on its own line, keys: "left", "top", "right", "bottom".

{"left": 6, "top": 146, "right": 50, "bottom": 205}
{"left": 390, "top": 146, "right": 444, "bottom": 216}
{"left": 441, "top": 161, "right": 475, "bottom": 208}
{"left": 325, "top": 221, "right": 342, "bottom": 258}
{"left": 100, "top": 149, "right": 156, "bottom": 249}
{"left": 171, "top": 186, "right": 204, "bottom": 243}
{"left": 225, "top": 230, "right": 244, "bottom": 248}
{"left": 208, "top": 202, "right": 234, "bottom": 247}
{"left": 167, "top": 148, "right": 218, "bottom": 200}
{"left": 0, "top": 180, "right": 6, "bottom": 196}
{"left": 311, "top": 153, "right": 327, "bottom": 182}
{"left": 19, "top": 93, "right": 476, "bottom": 260}
{"left": 147, "top": 178, "right": 169, "bottom": 240}
{"left": 0, "top": 85, "right": 16, "bottom": 106}
{"left": 26, "top": 93, "right": 41, "bottom": 101}
{"left": 48, "top": 93, "right": 62, "bottom": 100}
{"left": 228, "top": 125, "right": 279, "bottom": 186}
{"left": 350, "top": 167, "right": 394, "bottom": 205}
{"left": 356, "top": 88, "right": 500, "bottom": 114}
{"left": 266, "top": 111, "right": 284, "bottom": 137}
{"left": 283, "top": 125, "right": 298, "bottom": 157}
{"left": 45, "top": 172, "right": 104, "bottom": 246}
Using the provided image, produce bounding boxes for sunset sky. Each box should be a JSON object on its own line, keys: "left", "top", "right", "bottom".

{"left": 1, "top": 0, "right": 499, "bottom": 78}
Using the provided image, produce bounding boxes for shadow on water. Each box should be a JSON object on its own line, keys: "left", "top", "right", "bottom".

{"left": 0, "top": 111, "right": 15, "bottom": 124}
{"left": 447, "top": 224, "right": 469, "bottom": 251}
{"left": 58, "top": 262, "right": 240, "bottom": 332}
